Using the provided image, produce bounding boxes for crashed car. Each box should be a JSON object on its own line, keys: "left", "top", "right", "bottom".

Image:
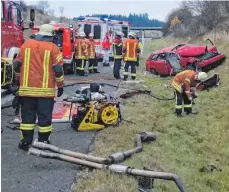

{"left": 146, "top": 39, "right": 226, "bottom": 76}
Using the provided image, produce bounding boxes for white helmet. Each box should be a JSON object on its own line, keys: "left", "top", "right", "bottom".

{"left": 129, "top": 32, "right": 136, "bottom": 38}
{"left": 116, "top": 32, "right": 123, "bottom": 37}
{"left": 79, "top": 31, "right": 86, "bottom": 37}
{"left": 38, "top": 24, "right": 54, "bottom": 36}
{"left": 89, "top": 33, "right": 94, "bottom": 37}
{"left": 197, "top": 72, "right": 208, "bottom": 81}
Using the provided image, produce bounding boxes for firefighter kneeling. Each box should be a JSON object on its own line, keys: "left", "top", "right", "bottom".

{"left": 13, "top": 24, "right": 64, "bottom": 151}
{"left": 172, "top": 70, "right": 208, "bottom": 117}
{"left": 122, "top": 32, "right": 141, "bottom": 80}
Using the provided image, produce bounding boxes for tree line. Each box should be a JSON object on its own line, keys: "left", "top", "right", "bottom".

{"left": 84, "top": 13, "right": 164, "bottom": 27}
{"left": 163, "top": 1, "right": 229, "bottom": 38}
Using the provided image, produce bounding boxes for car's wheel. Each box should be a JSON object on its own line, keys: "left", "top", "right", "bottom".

{"left": 151, "top": 68, "right": 158, "bottom": 75}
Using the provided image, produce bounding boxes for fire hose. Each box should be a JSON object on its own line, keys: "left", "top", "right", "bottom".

{"left": 28, "top": 132, "right": 189, "bottom": 192}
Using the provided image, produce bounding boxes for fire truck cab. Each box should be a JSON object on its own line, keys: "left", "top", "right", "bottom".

{"left": 32, "top": 21, "right": 76, "bottom": 74}
{"left": 73, "top": 17, "right": 130, "bottom": 62}
{"left": 1, "top": 0, "right": 34, "bottom": 92}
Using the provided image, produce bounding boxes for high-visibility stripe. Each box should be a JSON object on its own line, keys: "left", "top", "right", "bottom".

{"left": 126, "top": 43, "right": 129, "bottom": 59}
{"left": 56, "top": 54, "right": 62, "bottom": 62}
{"left": 38, "top": 125, "right": 52, "bottom": 133}
{"left": 79, "top": 42, "right": 81, "bottom": 57}
{"left": 20, "top": 123, "right": 35, "bottom": 131}
{"left": 123, "top": 72, "right": 129, "bottom": 75}
{"left": 184, "top": 104, "right": 192, "bottom": 108}
{"left": 42, "top": 50, "right": 51, "bottom": 88}
{"left": 131, "top": 73, "right": 136, "bottom": 76}
{"left": 171, "top": 81, "right": 182, "bottom": 93}
{"left": 175, "top": 105, "right": 183, "bottom": 109}
{"left": 133, "top": 43, "right": 136, "bottom": 59}
{"left": 185, "top": 78, "right": 190, "bottom": 83}
{"left": 23, "top": 48, "right": 31, "bottom": 87}
{"left": 55, "top": 75, "right": 64, "bottom": 82}
{"left": 19, "top": 87, "right": 55, "bottom": 97}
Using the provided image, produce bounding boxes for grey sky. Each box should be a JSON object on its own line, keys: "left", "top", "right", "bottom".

{"left": 28, "top": 1, "right": 180, "bottom": 21}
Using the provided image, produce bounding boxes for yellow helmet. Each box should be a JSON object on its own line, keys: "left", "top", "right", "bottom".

{"left": 197, "top": 72, "right": 208, "bottom": 81}
{"left": 38, "top": 24, "right": 54, "bottom": 36}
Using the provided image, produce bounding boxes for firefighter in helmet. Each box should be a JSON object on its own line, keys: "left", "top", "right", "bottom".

{"left": 86, "top": 33, "right": 100, "bottom": 73}
{"left": 74, "top": 31, "right": 88, "bottom": 76}
{"left": 112, "top": 31, "right": 123, "bottom": 79}
{"left": 13, "top": 24, "right": 64, "bottom": 151}
{"left": 122, "top": 32, "right": 141, "bottom": 80}
{"left": 172, "top": 70, "right": 208, "bottom": 116}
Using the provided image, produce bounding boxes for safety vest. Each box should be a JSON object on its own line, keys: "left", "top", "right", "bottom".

{"left": 74, "top": 39, "right": 88, "bottom": 59}
{"left": 102, "top": 37, "right": 110, "bottom": 50}
{"left": 171, "top": 70, "right": 197, "bottom": 97}
{"left": 123, "top": 39, "right": 140, "bottom": 62}
{"left": 112, "top": 38, "right": 123, "bottom": 59}
{"left": 86, "top": 39, "right": 96, "bottom": 59}
{"left": 15, "top": 39, "right": 64, "bottom": 98}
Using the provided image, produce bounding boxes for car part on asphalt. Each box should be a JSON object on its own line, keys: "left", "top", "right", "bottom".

{"left": 29, "top": 132, "right": 188, "bottom": 192}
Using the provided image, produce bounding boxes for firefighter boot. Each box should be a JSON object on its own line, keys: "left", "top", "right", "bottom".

{"left": 89, "top": 69, "right": 93, "bottom": 74}
{"left": 18, "top": 130, "right": 34, "bottom": 151}
{"left": 131, "top": 76, "right": 136, "bottom": 80}
{"left": 38, "top": 132, "right": 51, "bottom": 144}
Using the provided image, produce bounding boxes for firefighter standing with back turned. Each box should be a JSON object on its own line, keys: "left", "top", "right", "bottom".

{"left": 86, "top": 33, "right": 100, "bottom": 73}
{"left": 74, "top": 31, "right": 88, "bottom": 76}
{"left": 112, "top": 32, "right": 123, "bottom": 79}
{"left": 171, "top": 70, "right": 208, "bottom": 117}
{"left": 13, "top": 24, "right": 64, "bottom": 151}
{"left": 122, "top": 32, "right": 141, "bottom": 80}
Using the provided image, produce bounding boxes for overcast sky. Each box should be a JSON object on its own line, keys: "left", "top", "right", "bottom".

{"left": 28, "top": 0, "right": 181, "bottom": 22}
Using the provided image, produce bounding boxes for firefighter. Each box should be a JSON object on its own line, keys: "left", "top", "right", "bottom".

{"left": 122, "top": 32, "right": 141, "bottom": 80}
{"left": 86, "top": 33, "right": 100, "bottom": 73}
{"left": 74, "top": 31, "right": 88, "bottom": 76}
{"left": 112, "top": 32, "right": 123, "bottom": 79}
{"left": 102, "top": 33, "right": 110, "bottom": 66}
{"left": 13, "top": 24, "right": 64, "bottom": 151}
{"left": 171, "top": 70, "right": 208, "bottom": 117}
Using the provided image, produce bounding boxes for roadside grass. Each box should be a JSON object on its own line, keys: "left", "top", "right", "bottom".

{"left": 72, "top": 37, "right": 229, "bottom": 192}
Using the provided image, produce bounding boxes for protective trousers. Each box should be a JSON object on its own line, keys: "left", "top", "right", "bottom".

{"left": 103, "top": 50, "right": 110, "bottom": 65}
{"left": 123, "top": 61, "right": 137, "bottom": 80}
{"left": 20, "top": 97, "right": 54, "bottom": 144}
{"left": 113, "top": 59, "right": 122, "bottom": 78}
{"left": 76, "top": 59, "right": 86, "bottom": 76}
{"left": 88, "top": 59, "right": 98, "bottom": 73}
{"left": 174, "top": 89, "right": 192, "bottom": 115}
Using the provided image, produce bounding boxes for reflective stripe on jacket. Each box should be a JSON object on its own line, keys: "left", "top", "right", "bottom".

{"left": 171, "top": 70, "right": 197, "bottom": 98}
{"left": 86, "top": 39, "right": 96, "bottom": 59}
{"left": 122, "top": 39, "right": 140, "bottom": 61}
{"left": 15, "top": 39, "right": 64, "bottom": 98}
{"left": 74, "top": 39, "right": 88, "bottom": 59}
{"left": 112, "top": 38, "right": 123, "bottom": 59}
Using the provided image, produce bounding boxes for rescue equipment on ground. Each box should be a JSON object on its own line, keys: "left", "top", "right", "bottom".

{"left": 63, "top": 83, "right": 121, "bottom": 131}
{"left": 28, "top": 132, "right": 189, "bottom": 192}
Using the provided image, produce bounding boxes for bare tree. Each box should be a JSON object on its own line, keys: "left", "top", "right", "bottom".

{"left": 37, "top": 0, "right": 49, "bottom": 14}
{"left": 47, "top": 9, "right": 55, "bottom": 18}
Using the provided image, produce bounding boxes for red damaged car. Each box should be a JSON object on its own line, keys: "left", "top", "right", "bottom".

{"left": 146, "top": 40, "right": 226, "bottom": 76}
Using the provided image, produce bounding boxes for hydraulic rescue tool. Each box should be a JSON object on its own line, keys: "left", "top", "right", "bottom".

{"left": 63, "top": 83, "right": 122, "bottom": 132}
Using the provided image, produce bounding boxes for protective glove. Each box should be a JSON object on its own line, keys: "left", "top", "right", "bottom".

{"left": 57, "top": 87, "right": 64, "bottom": 97}
{"left": 188, "top": 96, "right": 193, "bottom": 101}
{"left": 136, "top": 61, "right": 139, "bottom": 67}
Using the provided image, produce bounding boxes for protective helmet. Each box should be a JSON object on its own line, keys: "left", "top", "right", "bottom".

{"left": 38, "top": 24, "right": 54, "bottom": 36}
{"left": 197, "top": 72, "right": 208, "bottom": 81}
{"left": 89, "top": 33, "right": 94, "bottom": 37}
{"left": 129, "top": 32, "right": 136, "bottom": 38}
{"left": 79, "top": 31, "right": 86, "bottom": 37}
{"left": 116, "top": 32, "right": 123, "bottom": 37}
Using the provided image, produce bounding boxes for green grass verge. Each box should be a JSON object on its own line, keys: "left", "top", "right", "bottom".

{"left": 72, "top": 37, "right": 229, "bottom": 192}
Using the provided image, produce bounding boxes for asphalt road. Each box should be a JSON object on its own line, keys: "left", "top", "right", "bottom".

{"left": 1, "top": 63, "right": 120, "bottom": 192}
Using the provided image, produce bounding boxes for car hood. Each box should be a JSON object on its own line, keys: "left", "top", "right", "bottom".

{"left": 174, "top": 44, "right": 207, "bottom": 57}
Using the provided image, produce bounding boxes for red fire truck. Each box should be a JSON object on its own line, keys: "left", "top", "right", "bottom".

{"left": 73, "top": 17, "right": 130, "bottom": 61}
{"left": 31, "top": 21, "right": 76, "bottom": 74}
{"left": 1, "top": 0, "right": 34, "bottom": 92}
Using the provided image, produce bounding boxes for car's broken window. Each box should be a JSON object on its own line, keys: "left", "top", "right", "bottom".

{"left": 150, "top": 54, "right": 158, "bottom": 61}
